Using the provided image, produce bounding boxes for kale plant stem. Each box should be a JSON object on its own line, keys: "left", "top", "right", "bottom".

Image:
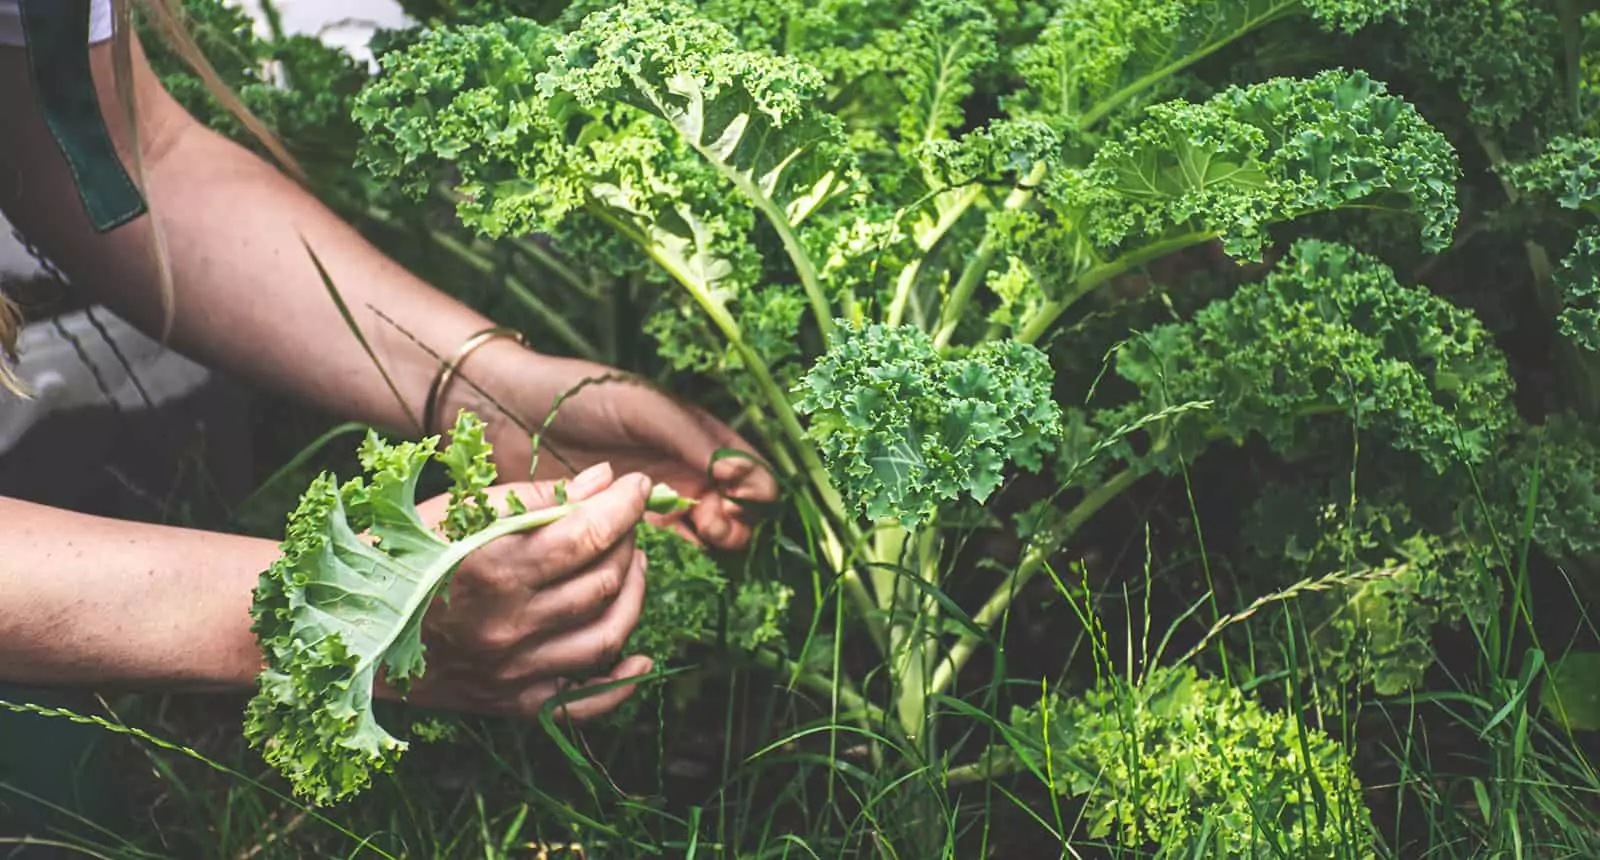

{"left": 887, "top": 184, "right": 984, "bottom": 328}
{"left": 687, "top": 147, "right": 838, "bottom": 343}
{"left": 750, "top": 649, "right": 886, "bottom": 728}
{"left": 509, "top": 236, "right": 597, "bottom": 301}
{"left": 932, "top": 161, "right": 1049, "bottom": 349}
{"left": 875, "top": 523, "right": 935, "bottom": 738}
{"left": 406, "top": 227, "right": 600, "bottom": 361}
{"left": 587, "top": 206, "right": 888, "bottom": 651}
{"left": 926, "top": 467, "right": 1138, "bottom": 699}
{"left": 1014, "top": 231, "right": 1218, "bottom": 345}
{"left": 945, "top": 753, "right": 1022, "bottom": 786}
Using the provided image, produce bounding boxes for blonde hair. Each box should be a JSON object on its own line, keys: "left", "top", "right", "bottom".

{"left": 0, "top": 292, "right": 21, "bottom": 394}
{"left": 0, "top": 0, "right": 301, "bottom": 395}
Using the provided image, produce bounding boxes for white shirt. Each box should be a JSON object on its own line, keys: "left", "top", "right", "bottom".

{"left": 0, "top": 0, "right": 115, "bottom": 47}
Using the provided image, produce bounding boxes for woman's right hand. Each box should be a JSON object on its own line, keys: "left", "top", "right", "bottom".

{"left": 390, "top": 461, "right": 656, "bottom": 722}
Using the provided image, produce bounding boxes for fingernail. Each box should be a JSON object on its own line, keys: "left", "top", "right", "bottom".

{"left": 571, "top": 462, "right": 612, "bottom": 496}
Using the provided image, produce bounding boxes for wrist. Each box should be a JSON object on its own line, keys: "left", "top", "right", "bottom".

{"left": 434, "top": 333, "right": 547, "bottom": 468}
{"left": 423, "top": 326, "right": 528, "bottom": 438}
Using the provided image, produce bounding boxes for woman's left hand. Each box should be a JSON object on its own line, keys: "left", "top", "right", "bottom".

{"left": 462, "top": 345, "right": 779, "bottom": 552}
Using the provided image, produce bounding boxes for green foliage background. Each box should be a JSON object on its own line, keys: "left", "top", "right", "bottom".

{"left": 81, "top": 0, "right": 1600, "bottom": 857}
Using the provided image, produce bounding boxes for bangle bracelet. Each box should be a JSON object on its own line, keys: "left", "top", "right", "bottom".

{"left": 422, "top": 326, "right": 525, "bottom": 437}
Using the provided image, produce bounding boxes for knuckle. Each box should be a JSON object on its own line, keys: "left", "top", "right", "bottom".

{"left": 491, "top": 657, "right": 529, "bottom": 685}
{"left": 458, "top": 554, "right": 516, "bottom": 595}
{"left": 578, "top": 510, "right": 618, "bottom": 559}
{"left": 598, "top": 628, "right": 627, "bottom": 662}
{"left": 595, "top": 565, "right": 625, "bottom": 603}
{"left": 512, "top": 689, "right": 550, "bottom": 718}
{"left": 469, "top": 623, "right": 521, "bottom": 654}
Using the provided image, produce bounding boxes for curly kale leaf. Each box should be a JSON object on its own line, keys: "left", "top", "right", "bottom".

{"left": 1497, "top": 414, "right": 1600, "bottom": 570}
{"left": 628, "top": 522, "right": 727, "bottom": 662}
{"left": 1102, "top": 239, "right": 1515, "bottom": 475}
{"left": 1498, "top": 138, "right": 1600, "bottom": 354}
{"left": 355, "top": 2, "right": 850, "bottom": 329}
{"left": 246, "top": 412, "right": 689, "bottom": 804}
{"left": 921, "top": 117, "right": 1064, "bottom": 187}
{"left": 793, "top": 322, "right": 1062, "bottom": 522}
{"left": 1001, "top": 665, "right": 1375, "bottom": 858}
{"left": 544, "top": 0, "right": 856, "bottom": 227}
{"left": 1069, "top": 68, "right": 1459, "bottom": 264}
{"left": 648, "top": 284, "right": 810, "bottom": 385}
{"left": 884, "top": 0, "right": 998, "bottom": 151}
{"left": 629, "top": 522, "right": 794, "bottom": 660}
{"left": 1008, "top": 0, "right": 1408, "bottom": 131}
{"left": 727, "top": 580, "right": 795, "bottom": 652}
{"left": 608, "top": 521, "right": 793, "bottom": 721}
{"left": 1391, "top": 0, "right": 1565, "bottom": 133}
{"left": 1243, "top": 486, "right": 1500, "bottom": 694}
{"left": 355, "top": 16, "right": 734, "bottom": 257}
{"left": 1503, "top": 136, "right": 1600, "bottom": 214}
{"left": 1555, "top": 226, "right": 1600, "bottom": 352}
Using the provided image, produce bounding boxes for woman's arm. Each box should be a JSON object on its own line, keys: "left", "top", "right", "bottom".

{"left": 0, "top": 30, "right": 505, "bottom": 438}
{"left": 0, "top": 496, "right": 272, "bottom": 689}
{"left": 0, "top": 468, "right": 658, "bottom": 721}
{"left": 0, "top": 19, "right": 748, "bottom": 709}
{"left": 0, "top": 26, "right": 777, "bottom": 548}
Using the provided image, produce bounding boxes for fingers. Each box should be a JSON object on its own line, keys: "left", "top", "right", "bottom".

{"left": 478, "top": 460, "right": 615, "bottom": 514}
{"left": 518, "top": 471, "right": 651, "bottom": 588}
{"left": 691, "top": 491, "right": 749, "bottom": 550}
{"left": 414, "top": 462, "right": 617, "bottom": 536}
{"left": 493, "top": 551, "right": 647, "bottom": 681}
{"left": 501, "top": 545, "right": 645, "bottom": 656}
{"left": 703, "top": 423, "right": 780, "bottom": 503}
{"left": 522, "top": 654, "right": 656, "bottom": 723}
{"left": 685, "top": 416, "right": 778, "bottom": 552}
{"left": 621, "top": 393, "right": 775, "bottom": 549}
{"left": 398, "top": 653, "right": 655, "bottom": 722}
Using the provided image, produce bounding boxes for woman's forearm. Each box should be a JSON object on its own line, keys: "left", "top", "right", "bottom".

{"left": 0, "top": 496, "right": 272, "bottom": 689}
{"left": 0, "top": 37, "right": 522, "bottom": 439}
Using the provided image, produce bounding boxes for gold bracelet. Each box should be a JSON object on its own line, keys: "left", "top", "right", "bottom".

{"left": 422, "top": 326, "right": 525, "bottom": 437}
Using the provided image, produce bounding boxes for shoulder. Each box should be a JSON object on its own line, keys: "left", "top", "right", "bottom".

{"left": 0, "top": 0, "right": 115, "bottom": 48}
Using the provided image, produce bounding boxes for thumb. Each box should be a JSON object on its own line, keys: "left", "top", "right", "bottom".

{"left": 419, "top": 462, "right": 617, "bottom": 531}
{"left": 486, "top": 461, "right": 616, "bottom": 511}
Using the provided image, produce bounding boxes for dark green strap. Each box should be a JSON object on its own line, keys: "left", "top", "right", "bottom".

{"left": 18, "top": 0, "right": 148, "bottom": 233}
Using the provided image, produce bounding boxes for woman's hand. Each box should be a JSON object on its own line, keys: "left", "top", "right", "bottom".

{"left": 455, "top": 345, "right": 780, "bottom": 552}
{"left": 391, "top": 462, "right": 655, "bottom": 722}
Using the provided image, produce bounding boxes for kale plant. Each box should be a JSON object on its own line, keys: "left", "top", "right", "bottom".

{"left": 988, "top": 666, "right": 1374, "bottom": 858}
{"left": 223, "top": 0, "right": 1597, "bottom": 850}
